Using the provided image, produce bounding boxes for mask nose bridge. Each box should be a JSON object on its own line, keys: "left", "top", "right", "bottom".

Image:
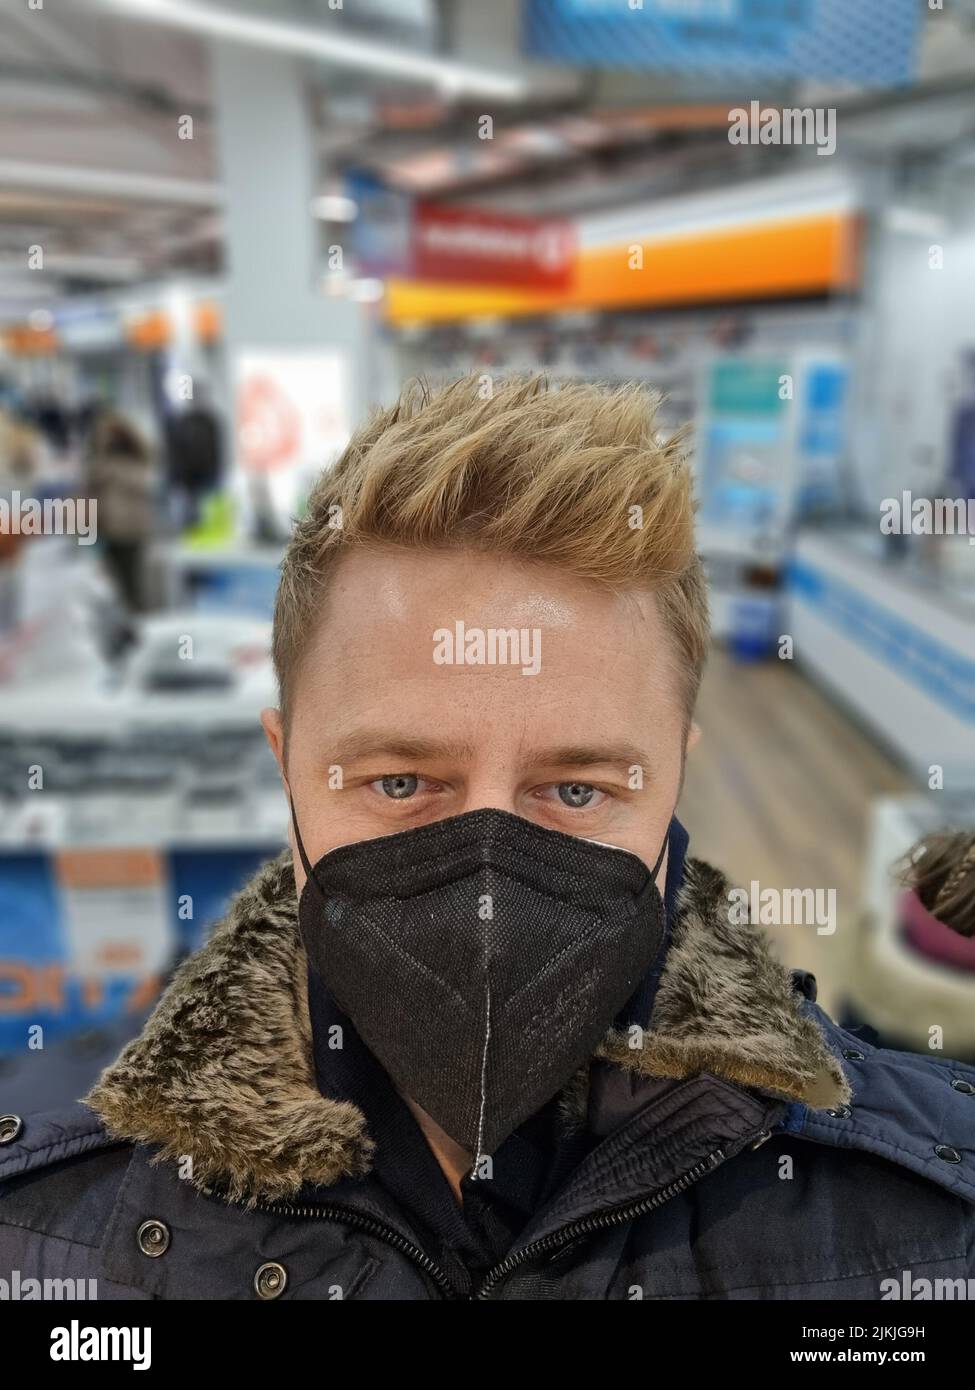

{"left": 290, "top": 796, "right": 667, "bottom": 911}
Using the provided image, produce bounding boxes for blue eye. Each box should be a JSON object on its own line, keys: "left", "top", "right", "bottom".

{"left": 558, "top": 782, "right": 595, "bottom": 808}
{"left": 381, "top": 774, "right": 419, "bottom": 800}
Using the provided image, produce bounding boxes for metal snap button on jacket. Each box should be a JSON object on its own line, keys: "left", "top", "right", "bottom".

{"left": 254, "top": 1261, "right": 288, "bottom": 1299}
{"left": 136, "top": 1219, "right": 171, "bottom": 1257}
{"left": 0, "top": 1114, "right": 22, "bottom": 1144}
{"left": 951, "top": 1079, "right": 975, "bottom": 1095}
{"left": 934, "top": 1145, "right": 962, "bottom": 1164}
{"left": 842, "top": 1049, "right": 865, "bottom": 1061}
{"left": 826, "top": 1104, "right": 852, "bottom": 1119}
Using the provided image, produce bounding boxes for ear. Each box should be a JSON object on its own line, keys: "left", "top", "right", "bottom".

{"left": 685, "top": 720, "right": 702, "bottom": 754}
{"left": 261, "top": 707, "right": 303, "bottom": 892}
{"left": 261, "top": 707, "right": 286, "bottom": 776}
{"left": 261, "top": 706, "right": 294, "bottom": 802}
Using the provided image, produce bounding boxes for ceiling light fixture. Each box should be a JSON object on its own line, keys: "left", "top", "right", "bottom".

{"left": 89, "top": 0, "right": 528, "bottom": 101}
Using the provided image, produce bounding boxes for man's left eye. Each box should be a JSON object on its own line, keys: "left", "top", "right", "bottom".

{"left": 556, "top": 782, "right": 600, "bottom": 808}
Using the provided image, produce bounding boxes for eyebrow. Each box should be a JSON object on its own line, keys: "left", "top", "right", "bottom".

{"left": 532, "top": 743, "right": 653, "bottom": 773}
{"left": 325, "top": 731, "right": 652, "bottom": 773}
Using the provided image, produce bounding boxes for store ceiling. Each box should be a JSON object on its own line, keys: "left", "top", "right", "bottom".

{"left": 0, "top": 0, "right": 974, "bottom": 305}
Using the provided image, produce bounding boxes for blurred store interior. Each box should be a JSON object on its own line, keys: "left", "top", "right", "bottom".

{"left": 0, "top": 0, "right": 974, "bottom": 1103}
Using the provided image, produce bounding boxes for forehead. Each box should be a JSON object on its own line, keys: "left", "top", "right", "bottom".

{"left": 290, "top": 547, "right": 685, "bottom": 754}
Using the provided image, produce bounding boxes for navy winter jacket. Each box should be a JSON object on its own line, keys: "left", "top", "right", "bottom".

{"left": 1, "top": 851, "right": 973, "bottom": 1300}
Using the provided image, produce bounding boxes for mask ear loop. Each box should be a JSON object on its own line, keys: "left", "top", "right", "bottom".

{"left": 634, "top": 828, "right": 670, "bottom": 911}
{"left": 289, "top": 797, "right": 330, "bottom": 912}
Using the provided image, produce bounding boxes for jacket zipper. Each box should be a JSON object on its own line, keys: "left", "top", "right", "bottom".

{"left": 251, "top": 1198, "right": 462, "bottom": 1299}
{"left": 250, "top": 1140, "right": 736, "bottom": 1301}
{"left": 473, "top": 1145, "right": 727, "bottom": 1300}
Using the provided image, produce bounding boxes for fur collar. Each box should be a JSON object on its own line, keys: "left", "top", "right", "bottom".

{"left": 85, "top": 849, "right": 850, "bottom": 1205}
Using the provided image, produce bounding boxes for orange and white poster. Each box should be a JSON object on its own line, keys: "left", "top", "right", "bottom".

{"left": 234, "top": 349, "right": 351, "bottom": 531}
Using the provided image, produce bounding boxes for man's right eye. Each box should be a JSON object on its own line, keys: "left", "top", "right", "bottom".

{"left": 377, "top": 774, "right": 419, "bottom": 799}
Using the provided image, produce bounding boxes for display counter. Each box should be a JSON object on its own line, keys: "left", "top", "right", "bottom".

{"left": 788, "top": 529, "right": 975, "bottom": 788}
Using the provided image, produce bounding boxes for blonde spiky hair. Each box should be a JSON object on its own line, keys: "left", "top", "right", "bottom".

{"left": 273, "top": 373, "right": 709, "bottom": 725}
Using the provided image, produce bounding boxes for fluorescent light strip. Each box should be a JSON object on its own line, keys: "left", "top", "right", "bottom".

{"left": 0, "top": 160, "right": 222, "bottom": 206}
{"left": 91, "top": 0, "right": 527, "bottom": 100}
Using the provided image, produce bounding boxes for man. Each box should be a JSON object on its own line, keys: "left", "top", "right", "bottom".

{"left": 1, "top": 376, "right": 973, "bottom": 1300}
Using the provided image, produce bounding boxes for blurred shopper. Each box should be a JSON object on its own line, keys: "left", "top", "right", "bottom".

{"left": 843, "top": 829, "right": 975, "bottom": 1061}
{"left": 0, "top": 407, "right": 42, "bottom": 488}
{"left": 949, "top": 350, "right": 975, "bottom": 503}
{"left": 0, "top": 410, "right": 43, "bottom": 634}
{"left": 165, "top": 394, "right": 222, "bottom": 529}
{"left": 85, "top": 411, "right": 155, "bottom": 614}
{"left": 903, "top": 830, "right": 975, "bottom": 942}
{"left": 2, "top": 377, "right": 973, "bottom": 1300}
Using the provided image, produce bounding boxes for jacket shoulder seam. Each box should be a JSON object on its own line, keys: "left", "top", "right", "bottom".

{"left": 799, "top": 1119, "right": 975, "bottom": 1204}
{"left": 0, "top": 1124, "right": 124, "bottom": 1181}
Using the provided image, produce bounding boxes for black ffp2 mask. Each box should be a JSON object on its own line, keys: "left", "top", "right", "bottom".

{"left": 292, "top": 806, "right": 667, "bottom": 1159}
